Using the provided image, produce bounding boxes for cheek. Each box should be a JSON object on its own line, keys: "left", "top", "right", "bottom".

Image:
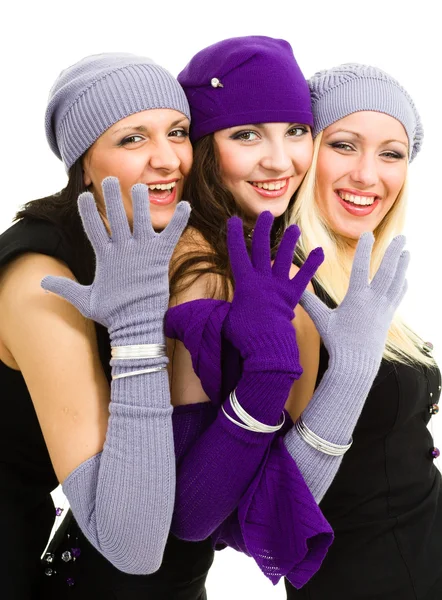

{"left": 316, "top": 151, "right": 346, "bottom": 198}
{"left": 386, "top": 171, "right": 406, "bottom": 198}
{"left": 292, "top": 140, "right": 314, "bottom": 175}
{"left": 218, "top": 148, "right": 251, "bottom": 184}
{"left": 178, "top": 144, "right": 193, "bottom": 176}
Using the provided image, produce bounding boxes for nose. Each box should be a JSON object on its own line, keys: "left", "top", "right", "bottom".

{"left": 350, "top": 152, "right": 379, "bottom": 187}
{"left": 148, "top": 138, "right": 181, "bottom": 173}
{"left": 259, "top": 139, "right": 293, "bottom": 174}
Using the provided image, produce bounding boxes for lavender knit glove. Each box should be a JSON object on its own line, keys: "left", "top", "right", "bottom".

{"left": 42, "top": 176, "right": 190, "bottom": 347}
{"left": 285, "top": 232, "right": 409, "bottom": 501}
{"left": 41, "top": 177, "right": 190, "bottom": 573}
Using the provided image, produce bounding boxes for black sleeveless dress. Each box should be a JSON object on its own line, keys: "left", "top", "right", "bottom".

{"left": 285, "top": 283, "right": 442, "bottom": 600}
{"left": 0, "top": 218, "right": 214, "bottom": 600}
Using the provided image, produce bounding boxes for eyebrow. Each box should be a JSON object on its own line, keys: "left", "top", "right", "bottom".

{"left": 326, "top": 128, "right": 408, "bottom": 148}
{"left": 111, "top": 117, "right": 188, "bottom": 136}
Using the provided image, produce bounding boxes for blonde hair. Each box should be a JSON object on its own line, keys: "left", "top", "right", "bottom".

{"left": 290, "top": 132, "right": 434, "bottom": 367}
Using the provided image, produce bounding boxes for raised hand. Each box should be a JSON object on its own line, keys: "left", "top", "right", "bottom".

{"left": 41, "top": 176, "right": 190, "bottom": 345}
{"left": 300, "top": 232, "right": 409, "bottom": 359}
{"left": 223, "top": 211, "right": 324, "bottom": 374}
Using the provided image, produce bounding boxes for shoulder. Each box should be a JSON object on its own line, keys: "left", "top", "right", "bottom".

{"left": 170, "top": 226, "right": 230, "bottom": 305}
{"left": 0, "top": 252, "right": 86, "bottom": 350}
{"left": 0, "top": 217, "right": 71, "bottom": 276}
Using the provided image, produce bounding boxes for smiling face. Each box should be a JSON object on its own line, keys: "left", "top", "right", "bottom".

{"left": 83, "top": 108, "right": 193, "bottom": 231}
{"left": 213, "top": 122, "right": 313, "bottom": 220}
{"left": 315, "top": 111, "right": 409, "bottom": 244}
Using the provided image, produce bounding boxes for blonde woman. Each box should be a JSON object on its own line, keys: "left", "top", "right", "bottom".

{"left": 283, "top": 64, "right": 441, "bottom": 599}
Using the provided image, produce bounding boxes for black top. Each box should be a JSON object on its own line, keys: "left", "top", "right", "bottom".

{"left": 286, "top": 283, "right": 442, "bottom": 600}
{"left": 0, "top": 218, "right": 213, "bottom": 600}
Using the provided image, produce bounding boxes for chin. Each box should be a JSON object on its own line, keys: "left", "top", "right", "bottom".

{"left": 150, "top": 205, "right": 178, "bottom": 231}
{"left": 253, "top": 201, "right": 290, "bottom": 220}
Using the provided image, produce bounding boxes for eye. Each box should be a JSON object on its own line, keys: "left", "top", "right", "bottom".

{"left": 118, "top": 135, "right": 144, "bottom": 146}
{"left": 287, "top": 125, "right": 309, "bottom": 137}
{"left": 329, "top": 141, "right": 355, "bottom": 152}
{"left": 230, "top": 130, "right": 260, "bottom": 142}
{"left": 380, "top": 150, "right": 405, "bottom": 160}
{"left": 169, "top": 128, "right": 189, "bottom": 139}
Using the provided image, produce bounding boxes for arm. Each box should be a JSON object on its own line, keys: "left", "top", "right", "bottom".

{"left": 170, "top": 213, "right": 324, "bottom": 541}
{"left": 284, "top": 233, "right": 409, "bottom": 502}
{"left": 1, "top": 178, "right": 190, "bottom": 574}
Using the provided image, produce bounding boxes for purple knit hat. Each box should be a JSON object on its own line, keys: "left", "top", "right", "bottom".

{"left": 178, "top": 36, "right": 312, "bottom": 142}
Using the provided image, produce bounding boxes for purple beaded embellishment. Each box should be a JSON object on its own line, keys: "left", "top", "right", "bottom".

{"left": 55, "top": 507, "right": 64, "bottom": 517}
{"left": 431, "top": 447, "right": 440, "bottom": 459}
{"left": 71, "top": 547, "right": 81, "bottom": 559}
{"left": 67, "top": 578, "right": 75, "bottom": 587}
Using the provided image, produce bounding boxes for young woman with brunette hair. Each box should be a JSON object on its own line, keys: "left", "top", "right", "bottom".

{"left": 162, "top": 37, "right": 410, "bottom": 591}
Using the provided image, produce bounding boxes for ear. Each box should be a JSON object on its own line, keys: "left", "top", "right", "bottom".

{"left": 83, "top": 165, "right": 92, "bottom": 188}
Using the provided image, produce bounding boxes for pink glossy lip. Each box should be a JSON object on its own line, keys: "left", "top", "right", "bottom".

{"left": 146, "top": 178, "right": 179, "bottom": 186}
{"left": 248, "top": 178, "right": 290, "bottom": 199}
{"left": 335, "top": 190, "right": 380, "bottom": 217}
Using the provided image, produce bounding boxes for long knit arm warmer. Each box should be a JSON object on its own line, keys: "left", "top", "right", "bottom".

{"left": 166, "top": 299, "right": 333, "bottom": 587}
{"left": 171, "top": 367, "right": 296, "bottom": 541}
{"left": 42, "top": 179, "right": 191, "bottom": 574}
{"left": 285, "top": 234, "right": 409, "bottom": 502}
{"left": 284, "top": 349, "right": 379, "bottom": 502}
{"left": 62, "top": 357, "right": 174, "bottom": 574}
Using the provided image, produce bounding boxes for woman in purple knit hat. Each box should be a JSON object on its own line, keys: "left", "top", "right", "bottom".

{"left": 172, "top": 41, "right": 441, "bottom": 598}
{"left": 161, "top": 35, "right": 413, "bottom": 595}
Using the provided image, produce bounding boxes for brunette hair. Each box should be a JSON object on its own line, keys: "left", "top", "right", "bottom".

{"left": 15, "top": 159, "right": 94, "bottom": 285}
{"left": 170, "top": 134, "right": 295, "bottom": 300}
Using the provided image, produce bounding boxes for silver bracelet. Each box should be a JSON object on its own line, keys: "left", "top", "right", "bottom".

{"left": 112, "top": 366, "right": 167, "bottom": 380}
{"left": 111, "top": 344, "right": 166, "bottom": 360}
{"left": 221, "top": 388, "right": 285, "bottom": 434}
{"left": 295, "top": 416, "right": 352, "bottom": 456}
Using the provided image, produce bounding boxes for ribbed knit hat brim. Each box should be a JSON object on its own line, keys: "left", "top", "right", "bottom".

{"left": 309, "top": 64, "right": 423, "bottom": 162}
{"left": 45, "top": 53, "right": 190, "bottom": 169}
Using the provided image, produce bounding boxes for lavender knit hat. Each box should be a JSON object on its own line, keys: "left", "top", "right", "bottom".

{"left": 45, "top": 52, "right": 191, "bottom": 170}
{"left": 308, "top": 63, "right": 423, "bottom": 162}
{"left": 178, "top": 36, "right": 313, "bottom": 142}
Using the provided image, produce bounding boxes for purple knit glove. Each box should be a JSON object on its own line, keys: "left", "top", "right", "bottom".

{"left": 42, "top": 176, "right": 190, "bottom": 346}
{"left": 223, "top": 211, "right": 324, "bottom": 374}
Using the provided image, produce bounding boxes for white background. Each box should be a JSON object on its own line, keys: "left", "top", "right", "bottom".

{"left": 1, "top": 1, "right": 441, "bottom": 597}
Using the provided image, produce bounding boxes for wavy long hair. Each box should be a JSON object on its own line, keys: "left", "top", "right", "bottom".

{"left": 170, "top": 134, "right": 296, "bottom": 300}
{"left": 289, "top": 132, "right": 434, "bottom": 367}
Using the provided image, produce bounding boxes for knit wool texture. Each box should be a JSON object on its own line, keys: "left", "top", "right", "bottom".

{"left": 284, "top": 234, "right": 409, "bottom": 502}
{"left": 45, "top": 52, "right": 190, "bottom": 169}
{"left": 166, "top": 299, "right": 333, "bottom": 587}
{"left": 309, "top": 63, "right": 423, "bottom": 161}
{"left": 43, "top": 178, "right": 191, "bottom": 574}
{"left": 178, "top": 36, "right": 313, "bottom": 141}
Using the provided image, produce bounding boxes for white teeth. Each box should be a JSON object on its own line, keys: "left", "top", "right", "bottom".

{"left": 148, "top": 181, "right": 176, "bottom": 191}
{"left": 338, "top": 191, "right": 375, "bottom": 206}
{"left": 251, "top": 179, "right": 287, "bottom": 191}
